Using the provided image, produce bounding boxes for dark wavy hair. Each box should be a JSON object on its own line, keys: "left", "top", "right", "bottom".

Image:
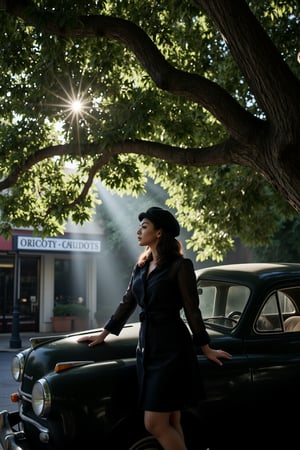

{"left": 137, "top": 230, "right": 184, "bottom": 267}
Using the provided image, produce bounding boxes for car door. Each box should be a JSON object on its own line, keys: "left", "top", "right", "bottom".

{"left": 244, "top": 287, "right": 300, "bottom": 422}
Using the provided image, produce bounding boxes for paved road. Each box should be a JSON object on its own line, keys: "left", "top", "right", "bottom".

{"left": 0, "top": 352, "right": 20, "bottom": 413}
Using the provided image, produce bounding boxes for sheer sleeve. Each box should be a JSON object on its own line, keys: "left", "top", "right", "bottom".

{"left": 177, "top": 258, "right": 210, "bottom": 347}
{"left": 104, "top": 265, "right": 138, "bottom": 335}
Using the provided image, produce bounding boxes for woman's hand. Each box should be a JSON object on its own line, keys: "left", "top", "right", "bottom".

{"left": 201, "top": 345, "right": 232, "bottom": 366}
{"left": 77, "top": 329, "right": 109, "bottom": 347}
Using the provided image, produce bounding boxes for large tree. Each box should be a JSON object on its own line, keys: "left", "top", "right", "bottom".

{"left": 0, "top": 0, "right": 299, "bottom": 261}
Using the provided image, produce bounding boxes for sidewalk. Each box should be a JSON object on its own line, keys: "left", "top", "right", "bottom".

{"left": 0, "top": 331, "right": 64, "bottom": 352}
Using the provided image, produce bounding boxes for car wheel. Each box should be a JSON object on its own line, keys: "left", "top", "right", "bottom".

{"left": 128, "top": 436, "right": 162, "bottom": 450}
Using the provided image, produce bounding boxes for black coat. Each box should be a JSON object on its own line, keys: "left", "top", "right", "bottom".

{"left": 104, "top": 256, "right": 210, "bottom": 411}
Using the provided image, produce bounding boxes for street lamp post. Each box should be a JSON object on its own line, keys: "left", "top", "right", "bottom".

{"left": 9, "top": 251, "right": 21, "bottom": 348}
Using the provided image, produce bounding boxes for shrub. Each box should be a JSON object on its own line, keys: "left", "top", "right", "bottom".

{"left": 53, "top": 303, "right": 89, "bottom": 318}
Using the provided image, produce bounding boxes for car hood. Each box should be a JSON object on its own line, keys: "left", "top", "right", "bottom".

{"left": 21, "top": 323, "right": 140, "bottom": 391}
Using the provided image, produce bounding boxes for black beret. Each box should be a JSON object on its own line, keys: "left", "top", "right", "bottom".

{"left": 138, "top": 206, "right": 180, "bottom": 237}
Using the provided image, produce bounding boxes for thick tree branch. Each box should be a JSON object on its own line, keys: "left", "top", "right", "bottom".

{"left": 0, "top": 138, "right": 250, "bottom": 191}
{"left": 195, "top": 0, "right": 300, "bottom": 130}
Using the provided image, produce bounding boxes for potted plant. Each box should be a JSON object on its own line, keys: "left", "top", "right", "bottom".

{"left": 52, "top": 304, "right": 73, "bottom": 332}
{"left": 69, "top": 303, "right": 89, "bottom": 331}
{"left": 52, "top": 304, "right": 89, "bottom": 332}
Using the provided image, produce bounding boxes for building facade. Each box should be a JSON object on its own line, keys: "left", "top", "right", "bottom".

{"left": 0, "top": 225, "right": 102, "bottom": 334}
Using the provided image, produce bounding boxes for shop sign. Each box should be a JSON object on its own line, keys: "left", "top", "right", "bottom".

{"left": 13, "top": 236, "right": 101, "bottom": 253}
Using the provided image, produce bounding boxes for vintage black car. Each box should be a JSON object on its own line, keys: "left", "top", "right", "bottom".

{"left": 1, "top": 262, "right": 300, "bottom": 450}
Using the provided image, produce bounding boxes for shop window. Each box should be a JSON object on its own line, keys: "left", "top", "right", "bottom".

{"left": 54, "top": 258, "right": 87, "bottom": 306}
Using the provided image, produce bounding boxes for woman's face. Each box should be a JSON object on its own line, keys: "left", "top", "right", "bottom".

{"left": 137, "top": 219, "right": 161, "bottom": 247}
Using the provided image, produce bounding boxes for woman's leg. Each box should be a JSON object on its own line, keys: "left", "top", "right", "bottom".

{"left": 169, "top": 411, "right": 185, "bottom": 441}
{"left": 144, "top": 410, "right": 187, "bottom": 450}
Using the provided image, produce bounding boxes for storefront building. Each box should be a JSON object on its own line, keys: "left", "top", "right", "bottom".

{"left": 0, "top": 226, "right": 102, "bottom": 334}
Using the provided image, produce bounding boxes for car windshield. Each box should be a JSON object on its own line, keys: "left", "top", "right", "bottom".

{"left": 197, "top": 280, "right": 250, "bottom": 329}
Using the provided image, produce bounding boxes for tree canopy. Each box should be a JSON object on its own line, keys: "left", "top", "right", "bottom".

{"left": 0, "top": 0, "right": 299, "bottom": 261}
{"left": 254, "top": 215, "right": 300, "bottom": 263}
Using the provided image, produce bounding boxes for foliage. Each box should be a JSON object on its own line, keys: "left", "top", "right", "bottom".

{"left": 53, "top": 303, "right": 89, "bottom": 317}
{"left": 254, "top": 217, "right": 300, "bottom": 263}
{"left": 0, "top": 1, "right": 299, "bottom": 261}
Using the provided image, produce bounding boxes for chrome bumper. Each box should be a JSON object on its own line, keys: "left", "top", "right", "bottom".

{"left": 0, "top": 410, "right": 27, "bottom": 450}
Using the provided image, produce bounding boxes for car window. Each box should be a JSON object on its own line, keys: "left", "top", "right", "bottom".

{"left": 255, "top": 288, "right": 300, "bottom": 333}
{"left": 197, "top": 281, "right": 250, "bottom": 329}
{"left": 256, "top": 293, "right": 283, "bottom": 332}
{"left": 225, "top": 285, "right": 250, "bottom": 315}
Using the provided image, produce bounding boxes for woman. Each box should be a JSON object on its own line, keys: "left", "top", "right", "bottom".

{"left": 78, "top": 206, "right": 232, "bottom": 450}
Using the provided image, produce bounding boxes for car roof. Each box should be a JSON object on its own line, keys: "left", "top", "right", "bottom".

{"left": 195, "top": 263, "right": 300, "bottom": 285}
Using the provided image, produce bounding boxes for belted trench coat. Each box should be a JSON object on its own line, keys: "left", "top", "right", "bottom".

{"left": 104, "top": 256, "right": 210, "bottom": 411}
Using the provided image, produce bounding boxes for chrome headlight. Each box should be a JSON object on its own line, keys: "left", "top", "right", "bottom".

{"left": 32, "top": 378, "right": 51, "bottom": 417}
{"left": 11, "top": 353, "right": 25, "bottom": 382}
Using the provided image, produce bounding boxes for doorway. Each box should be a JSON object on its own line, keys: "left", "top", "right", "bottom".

{"left": 19, "top": 256, "right": 40, "bottom": 332}
{"left": 0, "top": 256, "right": 40, "bottom": 333}
{"left": 0, "top": 260, "right": 14, "bottom": 332}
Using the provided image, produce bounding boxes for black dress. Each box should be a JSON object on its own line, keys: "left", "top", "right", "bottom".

{"left": 104, "top": 256, "right": 210, "bottom": 412}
